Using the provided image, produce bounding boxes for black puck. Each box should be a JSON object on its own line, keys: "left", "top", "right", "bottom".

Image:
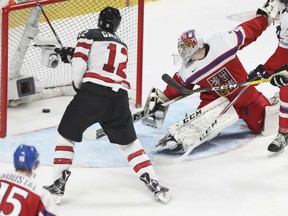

{"left": 42, "top": 108, "right": 50, "bottom": 113}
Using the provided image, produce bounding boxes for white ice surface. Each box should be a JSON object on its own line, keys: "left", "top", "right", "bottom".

{"left": 1, "top": 0, "right": 288, "bottom": 215}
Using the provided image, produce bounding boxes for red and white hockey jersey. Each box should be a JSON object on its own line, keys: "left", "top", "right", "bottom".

{"left": 264, "top": 2, "right": 288, "bottom": 73}
{"left": 263, "top": 2, "right": 288, "bottom": 132}
{"left": 164, "top": 16, "right": 269, "bottom": 109}
{"left": 71, "top": 28, "right": 130, "bottom": 92}
{"left": 0, "top": 172, "right": 56, "bottom": 216}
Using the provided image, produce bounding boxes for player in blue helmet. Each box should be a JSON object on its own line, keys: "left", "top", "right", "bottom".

{"left": 0, "top": 144, "right": 56, "bottom": 215}
{"left": 13, "top": 144, "right": 39, "bottom": 172}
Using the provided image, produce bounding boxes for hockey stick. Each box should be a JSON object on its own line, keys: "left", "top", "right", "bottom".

{"left": 83, "top": 95, "right": 186, "bottom": 140}
{"left": 162, "top": 73, "right": 271, "bottom": 95}
{"left": 35, "top": 0, "right": 63, "bottom": 48}
{"left": 153, "top": 84, "right": 249, "bottom": 165}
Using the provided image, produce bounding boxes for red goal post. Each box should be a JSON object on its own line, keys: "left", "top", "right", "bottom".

{"left": 0, "top": 0, "right": 144, "bottom": 138}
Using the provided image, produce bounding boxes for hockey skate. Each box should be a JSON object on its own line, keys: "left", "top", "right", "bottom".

{"left": 267, "top": 133, "right": 288, "bottom": 156}
{"left": 140, "top": 172, "right": 170, "bottom": 203}
{"left": 43, "top": 170, "right": 71, "bottom": 204}
{"left": 153, "top": 134, "right": 184, "bottom": 154}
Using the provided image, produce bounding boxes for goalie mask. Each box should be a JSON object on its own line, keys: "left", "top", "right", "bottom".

{"left": 178, "top": 29, "right": 204, "bottom": 65}
{"left": 98, "top": 7, "right": 122, "bottom": 33}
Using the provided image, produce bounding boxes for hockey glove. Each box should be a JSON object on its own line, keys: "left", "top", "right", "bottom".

{"left": 142, "top": 88, "right": 170, "bottom": 129}
{"left": 55, "top": 47, "right": 75, "bottom": 63}
{"left": 256, "top": 0, "right": 279, "bottom": 26}
{"left": 270, "top": 64, "right": 288, "bottom": 87}
{"left": 247, "top": 64, "right": 270, "bottom": 82}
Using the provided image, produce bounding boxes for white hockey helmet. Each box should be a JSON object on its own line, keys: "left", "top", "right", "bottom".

{"left": 178, "top": 29, "right": 204, "bottom": 64}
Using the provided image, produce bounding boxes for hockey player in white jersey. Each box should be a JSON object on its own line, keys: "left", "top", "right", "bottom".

{"left": 247, "top": 0, "right": 288, "bottom": 155}
{"left": 145, "top": 0, "right": 279, "bottom": 154}
{"left": 43, "top": 6, "right": 170, "bottom": 204}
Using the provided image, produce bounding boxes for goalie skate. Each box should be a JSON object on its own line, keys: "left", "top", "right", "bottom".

{"left": 140, "top": 172, "right": 171, "bottom": 203}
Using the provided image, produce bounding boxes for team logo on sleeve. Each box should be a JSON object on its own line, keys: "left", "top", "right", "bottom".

{"left": 207, "top": 68, "right": 237, "bottom": 96}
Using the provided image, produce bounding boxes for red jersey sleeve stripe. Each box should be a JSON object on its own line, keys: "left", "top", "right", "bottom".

{"left": 76, "top": 42, "right": 92, "bottom": 49}
{"left": 73, "top": 52, "right": 88, "bottom": 61}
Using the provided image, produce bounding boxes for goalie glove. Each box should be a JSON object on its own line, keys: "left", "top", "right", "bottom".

{"left": 142, "top": 88, "right": 170, "bottom": 129}
{"left": 55, "top": 47, "right": 75, "bottom": 63}
{"left": 247, "top": 64, "right": 271, "bottom": 82}
{"left": 256, "top": 0, "right": 279, "bottom": 26}
{"left": 270, "top": 64, "right": 288, "bottom": 87}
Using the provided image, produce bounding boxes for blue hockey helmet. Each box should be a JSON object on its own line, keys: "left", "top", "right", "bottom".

{"left": 98, "top": 6, "right": 122, "bottom": 33}
{"left": 13, "top": 144, "right": 39, "bottom": 171}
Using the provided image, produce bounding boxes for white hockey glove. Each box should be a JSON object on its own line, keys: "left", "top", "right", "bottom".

{"left": 142, "top": 88, "right": 170, "bottom": 129}
{"left": 256, "top": 0, "right": 279, "bottom": 26}
{"left": 270, "top": 64, "right": 288, "bottom": 87}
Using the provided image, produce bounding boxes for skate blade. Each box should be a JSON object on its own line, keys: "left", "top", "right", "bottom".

{"left": 268, "top": 148, "right": 285, "bottom": 157}
{"left": 52, "top": 194, "right": 62, "bottom": 204}
{"left": 156, "top": 192, "right": 171, "bottom": 204}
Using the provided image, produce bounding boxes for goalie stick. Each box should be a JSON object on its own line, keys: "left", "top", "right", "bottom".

{"left": 162, "top": 73, "right": 271, "bottom": 95}
{"left": 84, "top": 75, "right": 269, "bottom": 140}
{"left": 83, "top": 95, "right": 185, "bottom": 140}
{"left": 153, "top": 84, "right": 250, "bottom": 165}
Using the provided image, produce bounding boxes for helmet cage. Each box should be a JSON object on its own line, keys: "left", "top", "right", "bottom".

{"left": 178, "top": 29, "right": 204, "bottom": 64}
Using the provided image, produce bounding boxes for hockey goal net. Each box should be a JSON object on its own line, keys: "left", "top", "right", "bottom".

{"left": 0, "top": 0, "right": 144, "bottom": 137}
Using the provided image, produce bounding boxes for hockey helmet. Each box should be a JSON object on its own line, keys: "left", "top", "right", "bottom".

{"left": 178, "top": 29, "right": 204, "bottom": 64}
{"left": 98, "top": 6, "right": 122, "bottom": 33}
{"left": 14, "top": 144, "right": 39, "bottom": 171}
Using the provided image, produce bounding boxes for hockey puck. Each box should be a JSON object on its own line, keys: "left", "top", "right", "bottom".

{"left": 42, "top": 108, "right": 50, "bottom": 113}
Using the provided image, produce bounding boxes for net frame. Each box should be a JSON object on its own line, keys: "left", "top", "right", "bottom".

{"left": 0, "top": 0, "right": 144, "bottom": 137}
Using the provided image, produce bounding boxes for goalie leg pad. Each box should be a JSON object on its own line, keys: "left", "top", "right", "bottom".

{"left": 155, "top": 97, "right": 239, "bottom": 153}
{"left": 262, "top": 95, "right": 280, "bottom": 136}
